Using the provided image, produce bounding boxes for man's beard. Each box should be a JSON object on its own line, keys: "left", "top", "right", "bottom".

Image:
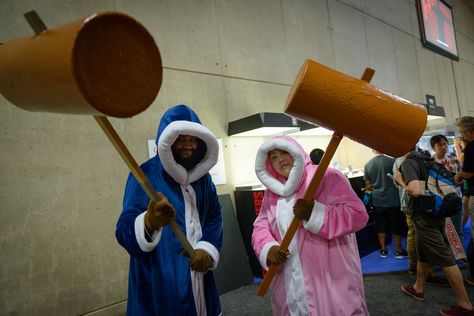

{"left": 173, "top": 149, "right": 199, "bottom": 170}
{"left": 171, "top": 139, "right": 207, "bottom": 171}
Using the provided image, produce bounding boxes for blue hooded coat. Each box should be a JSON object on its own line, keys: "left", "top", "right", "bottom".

{"left": 116, "top": 105, "right": 223, "bottom": 315}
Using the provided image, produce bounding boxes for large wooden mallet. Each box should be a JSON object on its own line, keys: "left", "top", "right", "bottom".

{"left": 257, "top": 59, "right": 427, "bottom": 296}
{"left": 0, "top": 11, "right": 195, "bottom": 258}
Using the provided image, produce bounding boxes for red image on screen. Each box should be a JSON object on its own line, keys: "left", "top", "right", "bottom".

{"left": 417, "top": 0, "right": 458, "bottom": 60}
{"left": 253, "top": 191, "right": 264, "bottom": 216}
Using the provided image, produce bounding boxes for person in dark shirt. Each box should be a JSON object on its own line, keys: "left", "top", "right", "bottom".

{"left": 400, "top": 146, "right": 473, "bottom": 315}
{"left": 455, "top": 117, "right": 474, "bottom": 288}
{"left": 364, "top": 150, "right": 407, "bottom": 259}
{"left": 455, "top": 116, "right": 474, "bottom": 198}
{"left": 309, "top": 148, "right": 325, "bottom": 165}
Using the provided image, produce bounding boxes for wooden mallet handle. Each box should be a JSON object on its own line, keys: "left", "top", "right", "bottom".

{"left": 95, "top": 116, "right": 195, "bottom": 258}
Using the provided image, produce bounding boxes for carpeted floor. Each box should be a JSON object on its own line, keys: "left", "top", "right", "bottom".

{"left": 220, "top": 221, "right": 474, "bottom": 315}
{"left": 360, "top": 238, "right": 409, "bottom": 274}
{"left": 360, "top": 220, "right": 471, "bottom": 275}
{"left": 220, "top": 268, "right": 474, "bottom": 315}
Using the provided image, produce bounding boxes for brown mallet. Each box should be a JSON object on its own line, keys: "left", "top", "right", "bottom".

{"left": 257, "top": 59, "right": 427, "bottom": 296}
{"left": 0, "top": 11, "right": 195, "bottom": 258}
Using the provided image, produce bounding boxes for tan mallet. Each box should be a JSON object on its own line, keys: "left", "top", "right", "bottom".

{"left": 257, "top": 59, "right": 427, "bottom": 296}
{"left": 0, "top": 11, "right": 195, "bottom": 258}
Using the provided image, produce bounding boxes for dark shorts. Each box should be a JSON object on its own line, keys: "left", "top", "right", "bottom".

{"left": 373, "top": 206, "right": 406, "bottom": 235}
{"left": 413, "top": 214, "right": 455, "bottom": 267}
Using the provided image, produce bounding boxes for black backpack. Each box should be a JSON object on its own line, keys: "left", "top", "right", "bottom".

{"left": 406, "top": 154, "right": 462, "bottom": 218}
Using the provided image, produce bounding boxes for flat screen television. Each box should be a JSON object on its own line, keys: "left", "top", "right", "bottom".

{"left": 416, "top": 0, "right": 459, "bottom": 61}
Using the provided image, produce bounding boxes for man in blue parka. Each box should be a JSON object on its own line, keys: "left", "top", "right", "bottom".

{"left": 116, "top": 104, "right": 223, "bottom": 315}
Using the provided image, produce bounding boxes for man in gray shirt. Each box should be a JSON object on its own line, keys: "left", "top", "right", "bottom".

{"left": 364, "top": 150, "right": 408, "bottom": 259}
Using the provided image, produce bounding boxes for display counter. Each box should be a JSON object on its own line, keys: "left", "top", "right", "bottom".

{"left": 346, "top": 175, "right": 379, "bottom": 257}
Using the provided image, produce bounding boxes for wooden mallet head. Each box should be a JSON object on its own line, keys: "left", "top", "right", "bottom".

{"left": 0, "top": 11, "right": 162, "bottom": 118}
{"left": 0, "top": 12, "right": 196, "bottom": 257}
{"left": 285, "top": 59, "right": 427, "bottom": 156}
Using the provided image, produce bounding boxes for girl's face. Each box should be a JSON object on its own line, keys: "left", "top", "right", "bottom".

{"left": 268, "top": 149, "right": 294, "bottom": 179}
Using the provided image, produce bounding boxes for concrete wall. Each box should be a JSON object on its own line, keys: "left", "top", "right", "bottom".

{"left": 0, "top": 0, "right": 473, "bottom": 314}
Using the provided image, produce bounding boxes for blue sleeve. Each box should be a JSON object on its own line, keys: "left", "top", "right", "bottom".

{"left": 115, "top": 172, "right": 152, "bottom": 258}
{"left": 200, "top": 176, "right": 223, "bottom": 252}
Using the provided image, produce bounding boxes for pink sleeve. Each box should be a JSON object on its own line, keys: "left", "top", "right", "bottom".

{"left": 252, "top": 191, "right": 280, "bottom": 270}
{"left": 315, "top": 169, "right": 369, "bottom": 240}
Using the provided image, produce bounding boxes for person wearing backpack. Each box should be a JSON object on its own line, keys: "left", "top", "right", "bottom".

{"left": 431, "top": 135, "right": 465, "bottom": 247}
{"left": 393, "top": 151, "right": 418, "bottom": 273}
{"left": 455, "top": 117, "right": 474, "bottom": 287}
{"left": 400, "top": 148, "right": 473, "bottom": 315}
{"left": 394, "top": 149, "right": 450, "bottom": 286}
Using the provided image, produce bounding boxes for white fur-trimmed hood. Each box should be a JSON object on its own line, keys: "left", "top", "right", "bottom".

{"left": 255, "top": 137, "right": 307, "bottom": 197}
{"left": 158, "top": 120, "right": 218, "bottom": 185}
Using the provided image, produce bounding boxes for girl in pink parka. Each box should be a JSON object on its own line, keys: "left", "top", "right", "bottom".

{"left": 252, "top": 136, "right": 369, "bottom": 316}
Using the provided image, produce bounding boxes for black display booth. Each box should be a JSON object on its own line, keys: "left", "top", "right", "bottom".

{"left": 214, "top": 194, "right": 254, "bottom": 294}
{"left": 234, "top": 189, "right": 266, "bottom": 278}
{"left": 233, "top": 175, "right": 379, "bottom": 278}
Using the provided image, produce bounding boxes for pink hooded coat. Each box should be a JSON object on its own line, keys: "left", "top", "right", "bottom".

{"left": 252, "top": 136, "right": 369, "bottom": 316}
